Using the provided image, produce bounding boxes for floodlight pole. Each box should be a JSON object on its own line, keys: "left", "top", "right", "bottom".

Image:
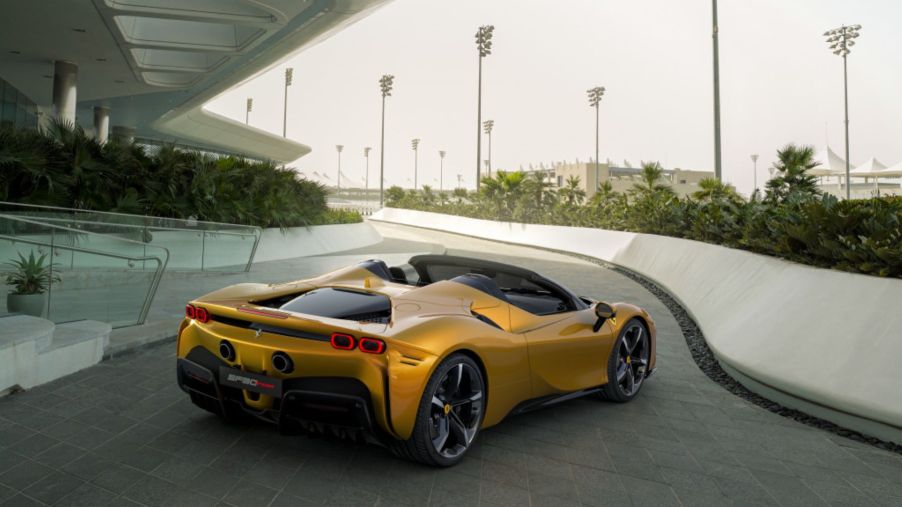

{"left": 379, "top": 74, "right": 394, "bottom": 208}
{"left": 336, "top": 145, "right": 343, "bottom": 197}
{"left": 711, "top": 0, "right": 722, "bottom": 181}
{"left": 825, "top": 24, "right": 861, "bottom": 199}
{"left": 842, "top": 51, "right": 850, "bottom": 199}
{"left": 411, "top": 138, "right": 420, "bottom": 190}
{"left": 364, "top": 147, "right": 371, "bottom": 203}
{"left": 245, "top": 97, "right": 252, "bottom": 125}
{"left": 475, "top": 25, "right": 494, "bottom": 190}
{"left": 283, "top": 68, "right": 292, "bottom": 137}
{"left": 439, "top": 150, "right": 446, "bottom": 194}
{"left": 750, "top": 154, "right": 759, "bottom": 195}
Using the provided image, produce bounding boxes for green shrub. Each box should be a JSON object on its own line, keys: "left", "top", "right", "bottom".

{"left": 0, "top": 122, "right": 354, "bottom": 229}
{"left": 388, "top": 145, "right": 902, "bottom": 278}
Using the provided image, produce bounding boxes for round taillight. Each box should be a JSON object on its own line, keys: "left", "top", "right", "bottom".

{"left": 330, "top": 333, "right": 355, "bottom": 350}
{"left": 359, "top": 338, "right": 386, "bottom": 354}
{"left": 185, "top": 304, "right": 196, "bottom": 319}
{"left": 195, "top": 307, "right": 210, "bottom": 323}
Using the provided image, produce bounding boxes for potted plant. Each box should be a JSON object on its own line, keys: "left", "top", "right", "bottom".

{"left": 4, "top": 251, "right": 60, "bottom": 317}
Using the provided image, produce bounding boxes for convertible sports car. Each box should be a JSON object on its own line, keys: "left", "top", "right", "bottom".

{"left": 176, "top": 255, "right": 656, "bottom": 466}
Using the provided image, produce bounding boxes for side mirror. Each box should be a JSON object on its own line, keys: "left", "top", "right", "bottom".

{"left": 593, "top": 302, "right": 616, "bottom": 332}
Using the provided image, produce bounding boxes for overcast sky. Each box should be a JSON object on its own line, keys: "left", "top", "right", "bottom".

{"left": 206, "top": 0, "right": 902, "bottom": 195}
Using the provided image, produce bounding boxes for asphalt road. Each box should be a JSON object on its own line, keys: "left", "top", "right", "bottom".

{"left": 1, "top": 222, "right": 901, "bottom": 506}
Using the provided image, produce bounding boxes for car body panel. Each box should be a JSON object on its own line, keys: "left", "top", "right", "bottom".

{"left": 176, "top": 257, "right": 656, "bottom": 442}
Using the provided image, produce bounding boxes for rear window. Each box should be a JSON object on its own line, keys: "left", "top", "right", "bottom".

{"left": 279, "top": 288, "right": 391, "bottom": 323}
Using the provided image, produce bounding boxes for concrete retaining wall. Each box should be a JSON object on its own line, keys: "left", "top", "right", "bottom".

{"left": 371, "top": 208, "right": 902, "bottom": 442}
{"left": 253, "top": 222, "right": 382, "bottom": 263}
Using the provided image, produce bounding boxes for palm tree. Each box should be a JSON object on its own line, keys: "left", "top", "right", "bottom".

{"left": 588, "top": 180, "right": 617, "bottom": 208}
{"left": 693, "top": 177, "right": 743, "bottom": 204}
{"left": 522, "top": 170, "right": 555, "bottom": 209}
{"left": 452, "top": 187, "right": 468, "bottom": 204}
{"left": 558, "top": 175, "right": 586, "bottom": 206}
{"left": 765, "top": 144, "right": 821, "bottom": 202}
{"left": 631, "top": 161, "right": 674, "bottom": 198}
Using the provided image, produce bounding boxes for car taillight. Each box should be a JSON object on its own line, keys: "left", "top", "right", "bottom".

{"left": 195, "top": 307, "right": 210, "bottom": 323}
{"left": 185, "top": 304, "right": 196, "bottom": 319}
{"left": 330, "top": 333, "right": 355, "bottom": 350}
{"left": 359, "top": 338, "right": 386, "bottom": 354}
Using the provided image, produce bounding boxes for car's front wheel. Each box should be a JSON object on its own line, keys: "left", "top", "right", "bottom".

{"left": 392, "top": 353, "right": 485, "bottom": 467}
{"left": 600, "top": 318, "right": 650, "bottom": 402}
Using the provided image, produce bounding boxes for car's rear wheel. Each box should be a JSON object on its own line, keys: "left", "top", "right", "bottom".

{"left": 600, "top": 318, "right": 650, "bottom": 402}
{"left": 392, "top": 353, "right": 485, "bottom": 467}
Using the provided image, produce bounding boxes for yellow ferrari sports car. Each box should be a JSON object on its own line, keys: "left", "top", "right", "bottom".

{"left": 176, "top": 255, "right": 656, "bottom": 466}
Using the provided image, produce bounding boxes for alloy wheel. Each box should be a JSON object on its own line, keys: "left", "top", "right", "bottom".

{"left": 615, "top": 322, "right": 649, "bottom": 397}
{"left": 429, "top": 362, "right": 484, "bottom": 459}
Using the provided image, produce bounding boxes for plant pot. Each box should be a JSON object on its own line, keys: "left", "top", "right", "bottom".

{"left": 7, "top": 292, "right": 47, "bottom": 318}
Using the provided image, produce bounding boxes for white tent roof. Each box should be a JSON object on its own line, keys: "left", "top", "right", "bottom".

{"left": 810, "top": 146, "right": 846, "bottom": 176}
{"left": 851, "top": 157, "right": 887, "bottom": 175}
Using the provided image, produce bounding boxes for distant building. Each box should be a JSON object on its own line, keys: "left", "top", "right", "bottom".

{"left": 521, "top": 161, "right": 714, "bottom": 199}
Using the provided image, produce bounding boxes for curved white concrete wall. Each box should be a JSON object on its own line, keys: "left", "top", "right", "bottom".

{"left": 372, "top": 208, "right": 902, "bottom": 440}
{"left": 253, "top": 222, "right": 382, "bottom": 263}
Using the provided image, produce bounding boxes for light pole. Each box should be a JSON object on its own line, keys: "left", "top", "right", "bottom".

{"left": 457, "top": 174, "right": 463, "bottom": 189}
{"left": 711, "top": 0, "right": 722, "bottom": 181}
{"left": 411, "top": 138, "right": 420, "bottom": 190}
{"left": 475, "top": 25, "right": 494, "bottom": 189}
{"left": 587, "top": 86, "right": 605, "bottom": 190}
{"left": 439, "top": 150, "right": 446, "bottom": 194}
{"left": 335, "top": 144, "right": 343, "bottom": 197}
{"left": 364, "top": 147, "right": 372, "bottom": 203}
{"left": 824, "top": 24, "right": 862, "bottom": 200}
{"left": 283, "top": 68, "right": 293, "bottom": 137}
{"left": 483, "top": 119, "right": 494, "bottom": 178}
{"left": 750, "top": 154, "right": 759, "bottom": 196}
{"left": 245, "top": 97, "right": 253, "bottom": 125}
{"left": 379, "top": 74, "right": 394, "bottom": 208}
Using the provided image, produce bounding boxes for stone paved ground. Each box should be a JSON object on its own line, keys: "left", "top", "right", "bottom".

{"left": 2, "top": 222, "right": 902, "bottom": 506}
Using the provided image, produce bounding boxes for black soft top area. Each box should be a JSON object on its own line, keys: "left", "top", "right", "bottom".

{"left": 406, "top": 255, "right": 589, "bottom": 314}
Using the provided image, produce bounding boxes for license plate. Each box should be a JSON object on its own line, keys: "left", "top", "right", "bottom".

{"left": 219, "top": 368, "right": 282, "bottom": 397}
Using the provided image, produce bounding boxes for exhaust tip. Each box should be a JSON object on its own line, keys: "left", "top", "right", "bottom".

{"left": 272, "top": 352, "right": 294, "bottom": 374}
{"left": 219, "top": 340, "right": 236, "bottom": 361}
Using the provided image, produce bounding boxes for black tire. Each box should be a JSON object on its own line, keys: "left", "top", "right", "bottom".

{"left": 600, "top": 318, "right": 651, "bottom": 402}
{"left": 391, "top": 353, "right": 485, "bottom": 467}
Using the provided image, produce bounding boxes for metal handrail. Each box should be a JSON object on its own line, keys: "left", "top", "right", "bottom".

{"left": 0, "top": 234, "right": 167, "bottom": 326}
{"left": 0, "top": 203, "right": 262, "bottom": 272}
{"left": 0, "top": 201, "right": 255, "bottom": 231}
{"left": 8, "top": 215, "right": 258, "bottom": 239}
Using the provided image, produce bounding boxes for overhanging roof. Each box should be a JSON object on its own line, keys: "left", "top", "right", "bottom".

{"left": 0, "top": 0, "right": 390, "bottom": 162}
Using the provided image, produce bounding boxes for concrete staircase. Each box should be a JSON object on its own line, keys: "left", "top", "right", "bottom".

{"left": 0, "top": 314, "right": 111, "bottom": 394}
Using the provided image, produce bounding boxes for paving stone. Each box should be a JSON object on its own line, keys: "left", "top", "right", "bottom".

{"left": 121, "top": 475, "right": 177, "bottom": 506}
{"left": 54, "top": 482, "right": 119, "bottom": 507}
{"left": 222, "top": 480, "right": 278, "bottom": 507}
{"left": 0, "top": 460, "right": 53, "bottom": 490}
{"left": 1, "top": 233, "right": 901, "bottom": 506}
{"left": 22, "top": 470, "right": 84, "bottom": 504}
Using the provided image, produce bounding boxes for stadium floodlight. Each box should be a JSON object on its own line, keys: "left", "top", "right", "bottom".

{"left": 823, "top": 24, "right": 862, "bottom": 199}
{"left": 283, "top": 68, "right": 293, "bottom": 137}
{"left": 411, "top": 138, "right": 421, "bottom": 190}
{"left": 587, "top": 86, "right": 606, "bottom": 189}
{"left": 474, "top": 25, "right": 494, "bottom": 188}
{"left": 378, "top": 74, "right": 394, "bottom": 207}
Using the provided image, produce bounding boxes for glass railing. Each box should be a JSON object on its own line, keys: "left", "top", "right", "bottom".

{"left": 0, "top": 217, "right": 168, "bottom": 328}
{"left": 0, "top": 202, "right": 261, "bottom": 271}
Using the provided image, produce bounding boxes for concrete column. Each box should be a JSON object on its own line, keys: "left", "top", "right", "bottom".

{"left": 93, "top": 106, "right": 110, "bottom": 144}
{"left": 111, "top": 125, "right": 135, "bottom": 143}
{"left": 52, "top": 61, "right": 78, "bottom": 124}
